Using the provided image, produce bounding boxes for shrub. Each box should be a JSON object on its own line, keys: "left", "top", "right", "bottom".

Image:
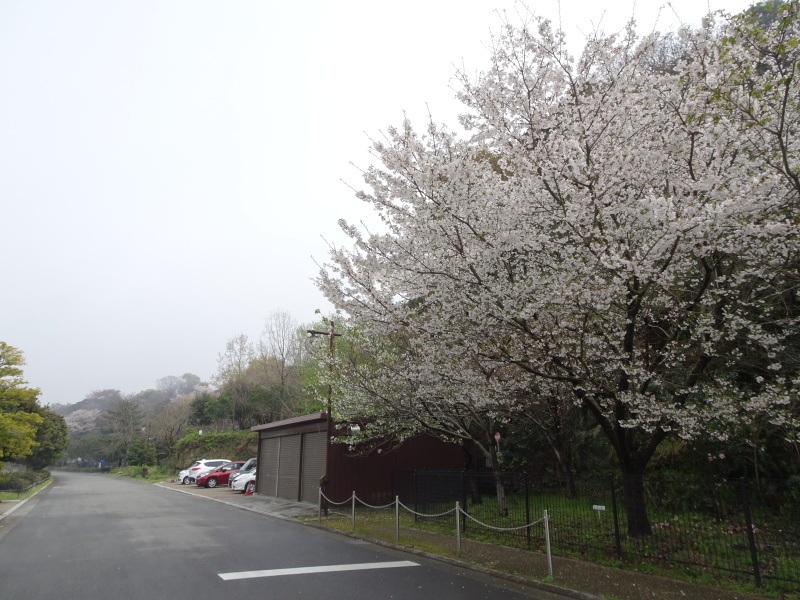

{"left": 0, "top": 469, "right": 50, "bottom": 491}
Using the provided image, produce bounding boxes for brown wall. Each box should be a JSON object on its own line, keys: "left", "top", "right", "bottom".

{"left": 326, "top": 434, "right": 468, "bottom": 505}
{"left": 254, "top": 415, "right": 472, "bottom": 506}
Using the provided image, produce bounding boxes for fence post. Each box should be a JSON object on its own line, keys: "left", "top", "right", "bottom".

{"left": 318, "top": 488, "right": 322, "bottom": 523}
{"left": 395, "top": 495, "right": 400, "bottom": 543}
{"left": 455, "top": 501, "right": 461, "bottom": 557}
{"left": 461, "top": 470, "right": 467, "bottom": 535}
{"left": 525, "top": 473, "right": 531, "bottom": 548}
{"left": 544, "top": 509, "right": 553, "bottom": 581}
{"left": 351, "top": 491, "right": 356, "bottom": 532}
{"left": 610, "top": 476, "right": 622, "bottom": 559}
{"left": 740, "top": 479, "right": 762, "bottom": 588}
{"left": 413, "top": 470, "right": 418, "bottom": 524}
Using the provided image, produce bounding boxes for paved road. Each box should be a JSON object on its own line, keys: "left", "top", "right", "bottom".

{"left": 0, "top": 472, "right": 547, "bottom": 600}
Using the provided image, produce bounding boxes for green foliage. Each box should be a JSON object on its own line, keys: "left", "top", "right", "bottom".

{"left": 784, "top": 475, "right": 800, "bottom": 515}
{"left": 0, "top": 469, "right": 50, "bottom": 491}
{"left": 0, "top": 476, "right": 50, "bottom": 501}
{"left": 107, "top": 464, "right": 170, "bottom": 482}
{"left": 24, "top": 409, "right": 69, "bottom": 470}
{"left": 0, "top": 342, "right": 44, "bottom": 467}
{"left": 127, "top": 439, "right": 157, "bottom": 466}
{"left": 66, "top": 430, "right": 112, "bottom": 461}
{"left": 103, "top": 398, "right": 145, "bottom": 460}
{"left": 170, "top": 429, "right": 257, "bottom": 469}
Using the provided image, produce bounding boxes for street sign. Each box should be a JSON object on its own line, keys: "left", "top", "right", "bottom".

{"left": 494, "top": 432, "right": 501, "bottom": 442}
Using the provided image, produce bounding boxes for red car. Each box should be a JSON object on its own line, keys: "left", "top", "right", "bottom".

{"left": 195, "top": 461, "right": 246, "bottom": 488}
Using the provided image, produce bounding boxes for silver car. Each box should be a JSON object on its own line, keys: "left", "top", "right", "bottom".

{"left": 229, "top": 458, "right": 256, "bottom": 488}
{"left": 231, "top": 471, "right": 256, "bottom": 494}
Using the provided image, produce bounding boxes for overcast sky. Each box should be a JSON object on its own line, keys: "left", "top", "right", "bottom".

{"left": 1, "top": 0, "right": 753, "bottom": 405}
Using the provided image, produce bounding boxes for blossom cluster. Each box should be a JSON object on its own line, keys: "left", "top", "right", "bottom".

{"left": 316, "top": 4, "right": 800, "bottom": 471}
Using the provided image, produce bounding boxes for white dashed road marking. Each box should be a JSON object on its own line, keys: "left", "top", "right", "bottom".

{"left": 219, "top": 560, "right": 420, "bottom": 581}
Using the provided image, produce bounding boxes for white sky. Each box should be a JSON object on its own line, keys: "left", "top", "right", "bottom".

{"left": 1, "top": 0, "right": 753, "bottom": 405}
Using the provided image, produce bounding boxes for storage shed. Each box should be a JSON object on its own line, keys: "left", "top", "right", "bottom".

{"left": 251, "top": 413, "right": 469, "bottom": 505}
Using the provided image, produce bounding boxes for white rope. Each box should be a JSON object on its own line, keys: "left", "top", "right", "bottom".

{"left": 397, "top": 499, "right": 457, "bottom": 518}
{"left": 459, "top": 508, "right": 545, "bottom": 532}
{"left": 320, "top": 490, "right": 354, "bottom": 506}
{"left": 352, "top": 494, "right": 396, "bottom": 510}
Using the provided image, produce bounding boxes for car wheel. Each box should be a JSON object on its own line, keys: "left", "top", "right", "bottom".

{"left": 182, "top": 476, "right": 189, "bottom": 485}
{"left": 245, "top": 481, "right": 255, "bottom": 494}
{"left": 207, "top": 477, "right": 217, "bottom": 488}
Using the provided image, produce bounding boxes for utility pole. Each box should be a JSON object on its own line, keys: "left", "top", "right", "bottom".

{"left": 307, "top": 321, "right": 342, "bottom": 507}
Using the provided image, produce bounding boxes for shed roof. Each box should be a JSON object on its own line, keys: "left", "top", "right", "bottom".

{"left": 250, "top": 412, "right": 327, "bottom": 432}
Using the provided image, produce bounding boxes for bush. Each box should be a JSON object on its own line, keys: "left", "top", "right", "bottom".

{"left": 0, "top": 469, "right": 50, "bottom": 491}
{"left": 127, "top": 440, "right": 157, "bottom": 466}
{"left": 171, "top": 430, "right": 257, "bottom": 469}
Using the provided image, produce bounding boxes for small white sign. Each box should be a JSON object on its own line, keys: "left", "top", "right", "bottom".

{"left": 593, "top": 505, "right": 606, "bottom": 511}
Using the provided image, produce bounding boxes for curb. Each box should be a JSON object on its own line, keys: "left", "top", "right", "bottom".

{"left": 153, "top": 483, "right": 318, "bottom": 519}
{"left": 300, "top": 521, "right": 604, "bottom": 600}
{"left": 155, "top": 481, "right": 603, "bottom": 600}
{"left": 0, "top": 479, "right": 53, "bottom": 522}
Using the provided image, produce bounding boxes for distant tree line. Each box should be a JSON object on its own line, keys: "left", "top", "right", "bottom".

{"left": 58, "top": 310, "right": 325, "bottom": 467}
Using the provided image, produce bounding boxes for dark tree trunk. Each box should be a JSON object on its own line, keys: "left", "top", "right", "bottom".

{"left": 620, "top": 469, "right": 651, "bottom": 537}
{"left": 552, "top": 446, "right": 577, "bottom": 498}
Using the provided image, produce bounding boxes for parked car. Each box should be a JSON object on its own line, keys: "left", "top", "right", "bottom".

{"left": 195, "top": 461, "right": 246, "bottom": 488}
{"left": 228, "top": 458, "right": 256, "bottom": 488}
{"left": 177, "top": 459, "right": 231, "bottom": 485}
{"left": 231, "top": 470, "right": 256, "bottom": 494}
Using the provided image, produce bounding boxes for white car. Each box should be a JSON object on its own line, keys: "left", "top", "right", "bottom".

{"left": 178, "top": 459, "right": 231, "bottom": 485}
{"left": 228, "top": 458, "right": 256, "bottom": 488}
{"left": 231, "top": 471, "right": 256, "bottom": 494}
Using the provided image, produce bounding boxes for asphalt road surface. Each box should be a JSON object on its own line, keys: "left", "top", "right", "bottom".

{"left": 0, "top": 472, "right": 547, "bottom": 600}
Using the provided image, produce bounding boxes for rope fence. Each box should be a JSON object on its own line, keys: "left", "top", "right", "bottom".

{"left": 318, "top": 490, "right": 554, "bottom": 580}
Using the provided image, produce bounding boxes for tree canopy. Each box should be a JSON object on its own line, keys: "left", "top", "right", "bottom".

{"left": 317, "top": 3, "right": 800, "bottom": 535}
{"left": 0, "top": 342, "right": 58, "bottom": 467}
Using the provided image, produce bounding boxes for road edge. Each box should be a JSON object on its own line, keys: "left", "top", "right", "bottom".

{"left": 0, "top": 478, "right": 53, "bottom": 522}
{"left": 154, "top": 481, "right": 603, "bottom": 600}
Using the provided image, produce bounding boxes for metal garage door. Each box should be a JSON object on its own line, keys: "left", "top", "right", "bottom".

{"left": 300, "top": 431, "right": 327, "bottom": 504}
{"left": 260, "top": 437, "right": 280, "bottom": 496}
{"left": 277, "top": 434, "right": 301, "bottom": 500}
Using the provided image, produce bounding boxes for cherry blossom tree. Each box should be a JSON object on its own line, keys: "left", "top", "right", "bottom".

{"left": 317, "top": 3, "right": 799, "bottom": 536}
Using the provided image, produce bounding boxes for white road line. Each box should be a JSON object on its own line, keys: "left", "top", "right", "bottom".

{"left": 219, "top": 560, "right": 420, "bottom": 581}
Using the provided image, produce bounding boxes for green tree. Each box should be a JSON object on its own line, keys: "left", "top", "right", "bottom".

{"left": 24, "top": 408, "right": 69, "bottom": 470}
{"left": 127, "top": 438, "right": 157, "bottom": 466}
{"left": 102, "top": 399, "right": 145, "bottom": 461}
{"left": 150, "top": 397, "right": 193, "bottom": 459}
{"left": 0, "top": 342, "right": 43, "bottom": 467}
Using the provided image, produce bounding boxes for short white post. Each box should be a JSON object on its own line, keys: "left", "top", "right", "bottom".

{"left": 544, "top": 509, "right": 553, "bottom": 580}
{"left": 318, "top": 488, "right": 322, "bottom": 523}
{"left": 455, "top": 501, "right": 461, "bottom": 557}
{"left": 351, "top": 491, "right": 356, "bottom": 531}
{"left": 395, "top": 496, "right": 400, "bottom": 543}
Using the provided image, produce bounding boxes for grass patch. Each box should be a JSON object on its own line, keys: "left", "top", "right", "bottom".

{"left": 106, "top": 465, "right": 172, "bottom": 483}
{"left": 304, "top": 503, "right": 797, "bottom": 599}
{"left": 0, "top": 477, "right": 51, "bottom": 501}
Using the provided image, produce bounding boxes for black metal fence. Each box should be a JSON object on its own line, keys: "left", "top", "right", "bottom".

{"left": 392, "top": 469, "right": 800, "bottom": 591}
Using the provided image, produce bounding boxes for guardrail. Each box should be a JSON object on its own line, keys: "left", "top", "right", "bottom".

{"left": 1, "top": 477, "right": 50, "bottom": 498}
